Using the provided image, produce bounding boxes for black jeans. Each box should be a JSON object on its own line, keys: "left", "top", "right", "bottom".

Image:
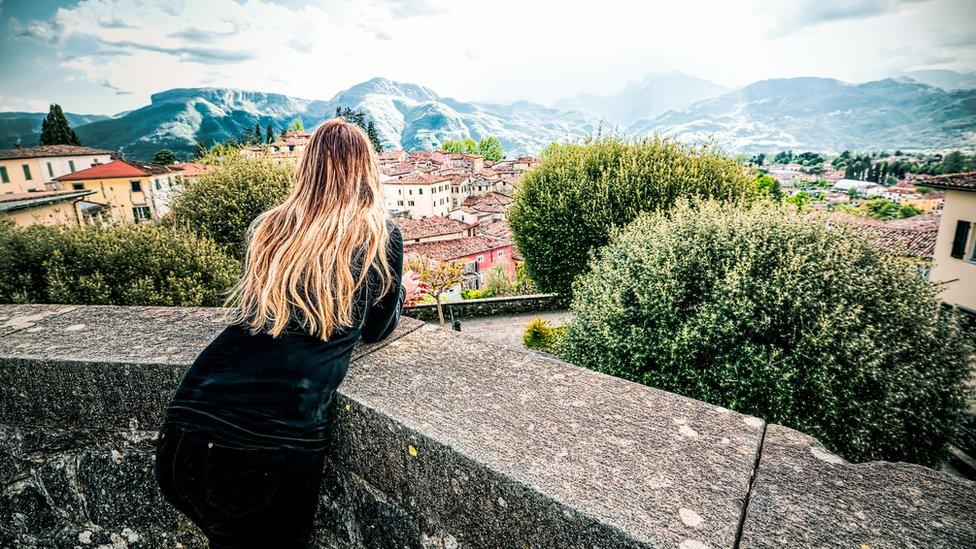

{"left": 154, "top": 426, "right": 325, "bottom": 549}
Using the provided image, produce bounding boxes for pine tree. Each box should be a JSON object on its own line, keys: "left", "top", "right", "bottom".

{"left": 254, "top": 122, "right": 262, "bottom": 145}
{"left": 39, "top": 104, "right": 82, "bottom": 146}
{"left": 366, "top": 120, "right": 383, "bottom": 152}
{"left": 266, "top": 124, "right": 274, "bottom": 144}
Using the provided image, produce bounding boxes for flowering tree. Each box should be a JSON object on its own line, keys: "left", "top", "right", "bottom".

{"left": 404, "top": 256, "right": 467, "bottom": 325}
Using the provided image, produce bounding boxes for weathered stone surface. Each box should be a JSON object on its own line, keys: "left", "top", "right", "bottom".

{"left": 739, "top": 424, "right": 976, "bottom": 548}
{"left": 339, "top": 324, "right": 765, "bottom": 548}
{"left": 0, "top": 304, "right": 78, "bottom": 337}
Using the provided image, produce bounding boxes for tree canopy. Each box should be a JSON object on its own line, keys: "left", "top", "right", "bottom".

{"left": 39, "top": 104, "right": 81, "bottom": 146}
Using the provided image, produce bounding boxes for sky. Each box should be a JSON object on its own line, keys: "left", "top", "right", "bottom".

{"left": 0, "top": 0, "right": 974, "bottom": 114}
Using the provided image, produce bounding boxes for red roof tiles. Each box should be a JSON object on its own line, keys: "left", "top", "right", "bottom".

{"left": 54, "top": 159, "right": 171, "bottom": 181}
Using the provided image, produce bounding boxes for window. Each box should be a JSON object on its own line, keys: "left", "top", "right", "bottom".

{"left": 133, "top": 205, "right": 152, "bottom": 222}
{"left": 476, "top": 255, "right": 484, "bottom": 263}
{"left": 950, "top": 220, "right": 971, "bottom": 260}
{"left": 408, "top": 189, "right": 413, "bottom": 195}
{"left": 130, "top": 180, "right": 142, "bottom": 192}
{"left": 69, "top": 160, "right": 75, "bottom": 172}
{"left": 0, "top": 166, "right": 8, "bottom": 183}
{"left": 418, "top": 188, "right": 423, "bottom": 195}
{"left": 47, "top": 162, "right": 54, "bottom": 177}
{"left": 22, "top": 165, "right": 31, "bottom": 180}
{"left": 397, "top": 200, "right": 404, "bottom": 206}
{"left": 408, "top": 200, "right": 415, "bottom": 206}
{"left": 155, "top": 180, "right": 162, "bottom": 190}
{"left": 497, "top": 250, "right": 505, "bottom": 257}
{"left": 72, "top": 183, "right": 85, "bottom": 190}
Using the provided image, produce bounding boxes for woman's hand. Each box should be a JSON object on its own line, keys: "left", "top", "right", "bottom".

{"left": 402, "top": 270, "right": 429, "bottom": 306}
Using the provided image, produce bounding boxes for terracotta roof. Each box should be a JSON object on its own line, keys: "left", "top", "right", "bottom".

{"left": 0, "top": 189, "right": 95, "bottom": 213}
{"left": 54, "top": 159, "right": 172, "bottom": 181}
{"left": 385, "top": 172, "right": 452, "bottom": 186}
{"left": 0, "top": 145, "right": 113, "bottom": 161}
{"left": 404, "top": 236, "right": 509, "bottom": 262}
{"left": 395, "top": 216, "right": 475, "bottom": 241}
{"left": 461, "top": 191, "right": 512, "bottom": 213}
{"left": 917, "top": 172, "right": 976, "bottom": 192}
{"left": 831, "top": 212, "right": 940, "bottom": 259}
{"left": 378, "top": 150, "right": 406, "bottom": 161}
{"left": 477, "top": 219, "right": 512, "bottom": 240}
{"left": 171, "top": 162, "right": 209, "bottom": 178}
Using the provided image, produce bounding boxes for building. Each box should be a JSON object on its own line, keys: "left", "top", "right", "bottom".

{"left": 924, "top": 172, "right": 976, "bottom": 315}
{"left": 0, "top": 189, "right": 95, "bottom": 227}
{"left": 382, "top": 172, "right": 453, "bottom": 219}
{"left": 54, "top": 159, "right": 176, "bottom": 224}
{"left": 832, "top": 179, "right": 881, "bottom": 197}
{"left": 395, "top": 216, "right": 478, "bottom": 244}
{"left": 404, "top": 235, "right": 517, "bottom": 283}
{"left": 0, "top": 145, "right": 114, "bottom": 194}
{"left": 830, "top": 212, "right": 940, "bottom": 277}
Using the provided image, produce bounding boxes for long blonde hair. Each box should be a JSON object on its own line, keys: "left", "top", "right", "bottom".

{"left": 229, "top": 118, "right": 393, "bottom": 340}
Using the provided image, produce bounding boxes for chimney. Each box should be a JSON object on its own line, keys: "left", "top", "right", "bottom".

{"left": 14, "top": 143, "right": 22, "bottom": 150}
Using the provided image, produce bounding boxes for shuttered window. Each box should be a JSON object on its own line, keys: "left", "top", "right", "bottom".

{"left": 950, "top": 220, "right": 971, "bottom": 259}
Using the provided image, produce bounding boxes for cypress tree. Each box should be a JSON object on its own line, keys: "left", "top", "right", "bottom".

{"left": 254, "top": 122, "right": 262, "bottom": 145}
{"left": 39, "top": 104, "right": 82, "bottom": 146}
{"left": 266, "top": 123, "right": 274, "bottom": 144}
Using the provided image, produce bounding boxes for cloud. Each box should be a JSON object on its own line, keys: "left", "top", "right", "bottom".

{"left": 772, "top": 0, "right": 932, "bottom": 36}
{"left": 7, "top": 17, "right": 63, "bottom": 44}
{"left": 168, "top": 27, "right": 236, "bottom": 42}
{"left": 938, "top": 28, "right": 976, "bottom": 49}
{"left": 382, "top": 0, "right": 440, "bottom": 18}
{"left": 101, "top": 39, "right": 256, "bottom": 63}
{"left": 101, "top": 81, "right": 133, "bottom": 95}
{"left": 98, "top": 17, "right": 137, "bottom": 29}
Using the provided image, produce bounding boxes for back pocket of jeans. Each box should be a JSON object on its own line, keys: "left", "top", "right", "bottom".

{"left": 204, "top": 444, "right": 284, "bottom": 518}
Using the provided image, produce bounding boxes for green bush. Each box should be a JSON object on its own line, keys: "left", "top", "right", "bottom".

{"left": 523, "top": 316, "right": 565, "bottom": 353}
{"left": 508, "top": 136, "right": 755, "bottom": 296}
{"left": 461, "top": 288, "right": 494, "bottom": 300}
{"left": 171, "top": 156, "right": 293, "bottom": 258}
{"left": 560, "top": 200, "right": 973, "bottom": 466}
{"left": 0, "top": 220, "right": 239, "bottom": 307}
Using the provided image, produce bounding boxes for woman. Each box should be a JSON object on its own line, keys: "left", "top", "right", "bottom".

{"left": 155, "top": 119, "right": 426, "bottom": 548}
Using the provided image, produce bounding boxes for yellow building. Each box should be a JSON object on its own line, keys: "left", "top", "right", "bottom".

{"left": 0, "top": 145, "right": 113, "bottom": 194}
{"left": 0, "top": 189, "right": 95, "bottom": 227}
{"left": 54, "top": 159, "right": 174, "bottom": 224}
{"left": 927, "top": 173, "right": 976, "bottom": 315}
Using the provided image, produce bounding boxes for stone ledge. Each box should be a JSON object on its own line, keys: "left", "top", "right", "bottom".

{"left": 403, "top": 293, "right": 563, "bottom": 323}
{"left": 1, "top": 304, "right": 974, "bottom": 548}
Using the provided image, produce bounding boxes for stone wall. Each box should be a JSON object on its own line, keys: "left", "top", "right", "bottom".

{"left": 403, "top": 293, "right": 563, "bottom": 323}
{"left": 1, "top": 304, "right": 974, "bottom": 548}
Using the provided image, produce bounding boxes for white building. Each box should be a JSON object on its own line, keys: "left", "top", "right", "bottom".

{"left": 0, "top": 145, "right": 114, "bottom": 194}
{"left": 382, "top": 172, "right": 452, "bottom": 219}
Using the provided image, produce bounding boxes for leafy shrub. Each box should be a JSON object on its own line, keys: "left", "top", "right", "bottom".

{"left": 508, "top": 136, "right": 755, "bottom": 296}
{"left": 560, "top": 200, "right": 973, "bottom": 466}
{"left": 171, "top": 155, "right": 293, "bottom": 258}
{"left": 0, "top": 220, "right": 239, "bottom": 306}
{"left": 461, "top": 288, "right": 494, "bottom": 300}
{"left": 523, "top": 316, "right": 565, "bottom": 353}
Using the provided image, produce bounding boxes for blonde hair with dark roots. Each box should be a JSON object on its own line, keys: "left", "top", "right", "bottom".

{"left": 228, "top": 118, "right": 393, "bottom": 340}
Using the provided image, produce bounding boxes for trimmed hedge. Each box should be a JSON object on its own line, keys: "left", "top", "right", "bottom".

{"left": 508, "top": 137, "right": 755, "bottom": 296}
{"left": 560, "top": 200, "right": 973, "bottom": 466}
{"left": 0, "top": 220, "right": 239, "bottom": 307}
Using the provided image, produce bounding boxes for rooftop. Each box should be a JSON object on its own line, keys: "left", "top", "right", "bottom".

{"left": 404, "top": 235, "right": 509, "bottom": 261}
{"left": 919, "top": 171, "right": 976, "bottom": 192}
{"left": 395, "top": 215, "right": 475, "bottom": 241}
{"left": 831, "top": 212, "right": 940, "bottom": 259}
{"left": 54, "top": 159, "right": 172, "bottom": 181}
{"left": 0, "top": 144, "right": 114, "bottom": 161}
{"left": 0, "top": 189, "right": 95, "bottom": 213}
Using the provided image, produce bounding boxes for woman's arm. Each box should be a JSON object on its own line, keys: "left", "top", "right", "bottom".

{"left": 360, "top": 226, "right": 405, "bottom": 343}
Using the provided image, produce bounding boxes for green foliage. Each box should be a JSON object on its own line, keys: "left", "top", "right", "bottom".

{"left": 483, "top": 264, "right": 513, "bottom": 296}
{"left": 288, "top": 117, "right": 305, "bottom": 132}
{"left": 560, "top": 201, "right": 973, "bottom": 465}
{"left": 461, "top": 288, "right": 494, "bottom": 300}
{"left": 785, "top": 190, "right": 811, "bottom": 210}
{"left": 39, "top": 104, "right": 81, "bottom": 146}
{"left": 152, "top": 149, "right": 177, "bottom": 165}
{"left": 522, "top": 316, "right": 565, "bottom": 353}
{"left": 0, "top": 220, "right": 238, "bottom": 306}
{"left": 508, "top": 136, "right": 756, "bottom": 296}
{"left": 441, "top": 136, "right": 505, "bottom": 160}
{"left": 514, "top": 262, "right": 536, "bottom": 294}
{"left": 477, "top": 136, "right": 504, "bottom": 161}
{"left": 839, "top": 198, "right": 921, "bottom": 220}
{"left": 170, "top": 156, "right": 293, "bottom": 258}
{"left": 755, "top": 173, "right": 782, "bottom": 200}
{"left": 265, "top": 124, "right": 275, "bottom": 144}
{"left": 335, "top": 107, "right": 384, "bottom": 152}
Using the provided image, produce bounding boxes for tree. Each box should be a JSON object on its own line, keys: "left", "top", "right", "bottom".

{"left": 254, "top": 122, "right": 263, "bottom": 145}
{"left": 152, "top": 149, "right": 177, "bottom": 165}
{"left": 785, "top": 190, "right": 811, "bottom": 210}
{"left": 560, "top": 200, "right": 972, "bottom": 466}
{"left": 170, "top": 155, "right": 294, "bottom": 258}
{"left": 483, "top": 263, "right": 513, "bottom": 296}
{"left": 508, "top": 136, "right": 756, "bottom": 297}
{"left": 477, "top": 136, "right": 504, "bottom": 161}
{"left": 39, "top": 104, "right": 81, "bottom": 146}
{"left": 0, "top": 220, "right": 239, "bottom": 307}
{"left": 403, "top": 256, "right": 467, "bottom": 326}
{"left": 288, "top": 117, "right": 305, "bottom": 133}
{"left": 335, "top": 107, "right": 383, "bottom": 152}
{"left": 266, "top": 124, "right": 275, "bottom": 144}
{"left": 441, "top": 138, "right": 478, "bottom": 154}
{"left": 755, "top": 173, "right": 782, "bottom": 200}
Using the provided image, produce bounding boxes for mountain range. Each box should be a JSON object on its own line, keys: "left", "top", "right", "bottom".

{"left": 1, "top": 72, "right": 974, "bottom": 160}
